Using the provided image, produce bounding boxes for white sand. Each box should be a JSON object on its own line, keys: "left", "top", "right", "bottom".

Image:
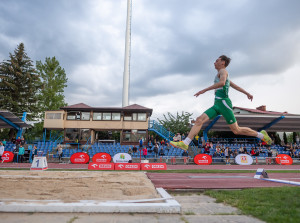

{"left": 0, "top": 170, "right": 160, "bottom": 203}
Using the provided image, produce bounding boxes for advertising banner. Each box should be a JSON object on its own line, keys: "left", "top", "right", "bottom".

{"left": 140, "top": 163, "right": 167, "bottom": 170}
{"left": 88, "top": 162, "right": 115, "bottom": 170}
{"left": 275, "top": 154, "right": 293, "bottom": 165}
{"left": 235, "top": 154, "right": 253, "bottom": 165}
{"left": 115, "top": 163, "right": 141, "bottom": 170}
{"left": 113, "top": 153, "right": 132, "bottom": 163}
{"left": 92, "top": 152, "right": 111, "bottom": 163}
{"left": 70, "top": 152, "right": 90, "bottom": 164}
{"left": 194, "top": 154, "right": 212, "bottom": 165}
{"left": 1, "top": 151, "right": 14, "bottom": 163}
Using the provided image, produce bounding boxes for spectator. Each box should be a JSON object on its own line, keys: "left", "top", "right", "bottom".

{"left": 31, "top": 145, "right": 37, "bottom": 161}
{"left": 132, "top": 145, "right": 137, "bottom": 153}
{"left": 2, "top": 139, "right": 6, "bottom": 147}
{"left": 267, "top": 147, "right": 272, "bottom": 165}
{"left": 182, "top": 150, "right": 188, "bottom": 157}
{"left": 165, "top": 143, "right": 171, "bottom": 152}
{"left": 128, "top": 147, "right": 133, "bottom": 156}
{"left": 250, "top": 147, "right": 259, "bottom": 156}
{"left": 173, "top": 133, "right": 181, "bottom": 142}
{"left": 182, "top": 133, "right": 186, "bottom": 140}
{"left": 159, "top": 147, "right": 165, "bottom": 156}
{"left": 15, "top": 136, "right": 21, "bottom": 150}
{"left": 233, "top": 149, "right": 239, "bottom": 158}
{"left": 204, "top": 145, "right": 210, "bottom": 154}
{"left": 139, "top": 138, "right": 143, "bottom": 149}
{"left": 0, "top": 142, "right": 4, "bottom": 161}
{"left": 239, "top": 146, "right": 244, "bottom": 154}
{"left": 243, "top": 147, "right": 249, "bottom": 155}
{"left": 21, "top": 137, "right": 26, "bottom": 146}
{"left": 153, "top": 143, "right": 159, "bottom": 158}
{"left": 13, "top": 145, "right": 18, "bottom": 163}
{"left": 225, "top": 147, "right": 230, "bottom": 165}
{"left": 142, "top": 146, "right": 147, "bottom": 159}
{"left": 18, "top": 144, "right": 25, "bottom": 163}
{"left": 160, "top": 139, "right": 165, "bottom": 145}
{"left": 57, "top": 144, "right": 63, "bottom": 162}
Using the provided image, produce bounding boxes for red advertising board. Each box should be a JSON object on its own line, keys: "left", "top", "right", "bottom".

{"left": 275, "top": 154, "right": 293, "bottom": 165}
{"left": 1, "top": 151, "right": 14, "bottom": 163}
{"left": 70, "top": 152, "right": 90, "bottom": 164}
{"left": 92, "top": 152, "right": 111, "bottom": 163}
{"left": 88, "top": 162, "right": 115, "bottom": 170}
{"left": 194, "top": 154, "right": 212, "bottom": 165}
{"left": 115, "top": 163, "right": 140, "bottom": 170}
{"left": 140, "top": 163, "right": 167, "bottom": 170}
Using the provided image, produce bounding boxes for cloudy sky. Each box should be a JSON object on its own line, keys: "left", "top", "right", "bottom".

{"left": 1, "top": 0, "right": 300, "bottom": 120}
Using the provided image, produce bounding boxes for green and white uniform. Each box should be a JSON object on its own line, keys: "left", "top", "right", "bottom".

{"left": 204, "top": 73, "right": 237, "bottom": 124}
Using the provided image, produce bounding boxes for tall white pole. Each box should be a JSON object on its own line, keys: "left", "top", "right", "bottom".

{"left": 122, "top": 0, "right": 132, "bottom": 107}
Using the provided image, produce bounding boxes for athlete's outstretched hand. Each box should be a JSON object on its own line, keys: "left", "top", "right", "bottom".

{"left": 247, "top": 93, "right": 253, "bottom": 101}
{"left": 194, "top": 89, "right": 206, "bottom": 97}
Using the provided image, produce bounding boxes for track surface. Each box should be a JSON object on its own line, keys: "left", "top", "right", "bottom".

{"left": 0, "top": 163, "right": 299, "bottom": 189}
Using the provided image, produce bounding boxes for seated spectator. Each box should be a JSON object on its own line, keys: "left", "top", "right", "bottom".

{"left": 173, "top": 133, "right": 181, "bottom": 142}
{"left": 203, "top": 145, "right": 210, "bottom": 154}
{"left": 233, "top": 149, "right": 239, "bottom": 158}
{"left": 159, "top": 147, "right": 165, "bottom": 156}
{"left": 132, "top": 146, "right": 137, "bottom": 153}
{"left": 250, "top": 147, "right": 259, "bottom": 156}
{"left": 128, "top": 147, "right": 133, "bottom": 155}
{"left": 165, "top": 143, "right": 171, "bottom": 152}
{"left": 243, "top": 147, "right": 249, "bottom": 155}
{"left": 239, "top": 146, "right": 244, "bottom": 154}
{"left": 160, "top": 139, "right": 165, "bottom": 145}
{"left": 142, "top": 146, "right": 147, "bottom": 159}
{"left": 182, "top": 150, "right": 188, "bottom": 157}
{"left": 182, "top": 133, "right": 186, "bottom": 140}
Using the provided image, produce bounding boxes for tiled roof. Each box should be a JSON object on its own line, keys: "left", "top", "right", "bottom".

{"left": 233, "top": 106, "right": 288, "bottom": 115}
{"left": 61, "top": 103, "right": 92, "bottom": 109}
{"left": 123, "top": 104, "right": 152, "bottom": 110}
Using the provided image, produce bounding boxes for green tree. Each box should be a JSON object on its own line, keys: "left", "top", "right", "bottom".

{"left": 158, "top": 111, "right": 193, "bottom": 135}
{"left": 0, "top": 43, "right": 41, "bottom": 118}
{"left": 36, "top": 57, "right": 68, "bottom": 112}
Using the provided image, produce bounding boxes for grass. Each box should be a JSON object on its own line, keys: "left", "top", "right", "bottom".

{"left": 205, "top": 187, "right": 300, "bottom": 223}
{"left": 66, "top": 216, "right": 78, "bottom": 223}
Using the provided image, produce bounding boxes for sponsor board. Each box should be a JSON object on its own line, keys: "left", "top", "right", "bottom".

{"left": 275, "top": 154, "right": 293, "bottom": 165}
{"left": 235, "top": 154, "right": 253, "bottom": 165}
{"left": 113, "top": 153, "right": 132, "bottom": 163}
{"left": 70, "top": 152, "right": 90, "bottom": 164}
{"left": 31, "top": 157, "right": 48, "bottom": 170}
{"left": 1, "top": 151, "right": 14, "bottom": 163}
{"left": 115, "top": 163, "right": 141, "bottom": 170}
{"left": 88, "top": 162, "right": 114, "bottom": 170}
{"left": 140, "top": 163, "right": 167, "bottom": 170}
{"left": 194, "top": 154, "right": 212, "bottom": 165}
{"left": 92, "top": 152, "right": 111, "bottom": 163}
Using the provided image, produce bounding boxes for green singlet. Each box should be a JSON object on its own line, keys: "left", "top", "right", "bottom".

{"left": 204, "top": 74, "right": 237, "bottom": 124}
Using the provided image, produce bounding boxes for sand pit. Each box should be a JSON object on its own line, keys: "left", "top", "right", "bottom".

{"left": 0, "top": 170, "right": 160, "bottom": 203}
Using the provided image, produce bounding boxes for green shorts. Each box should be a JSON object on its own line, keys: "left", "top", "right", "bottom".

{"left": 204, "top": 98, "right": 237, "bottom": 124}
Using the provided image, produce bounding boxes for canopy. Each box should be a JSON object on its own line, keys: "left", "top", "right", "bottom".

{"left": 0, "top": 110, "right": 31, "bottom": 129}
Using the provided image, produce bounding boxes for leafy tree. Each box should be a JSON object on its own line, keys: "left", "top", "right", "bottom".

{"left": 24, "top": 57, "right": 68, "bottom": 141}
{"left": 36, "top": 56, "right": 68, "bottom": 112}
{"left": 0, "top": 43, "right": 41, "bottom": 118}
{"left": 158, "top": 111, "right": 193, "bottom": 135}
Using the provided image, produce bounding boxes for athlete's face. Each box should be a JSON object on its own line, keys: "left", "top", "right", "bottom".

{"left": 214, "top": 58, "right": 225, "bottom": 70}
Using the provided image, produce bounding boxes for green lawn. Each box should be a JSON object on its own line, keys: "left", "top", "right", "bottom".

{"left": 205, "top": 187, "right": 300, "bottom": 223}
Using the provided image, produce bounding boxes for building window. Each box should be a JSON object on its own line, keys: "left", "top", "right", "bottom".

{"left": 103, "top": 113, "right": 112, "bottom": 120}
{"left": 124, "top": 113, "right": 147, "bottom": 122}
{"left": 46, "top": 113, "right": 61, "bottom": 119}
{"left": 81, "top": 112, "right": 90, "bottom": 121}
{"left": 112, "top": 113, "right": 121, "bottom": 121}
{"left": 93, "top": 112, "right": 102, "bottom": 120}
{"left": 138, "top": 113, "right": 147, "bottom": 121}
{"left": 67, "top": 112, "right": 77, "bottom": 120}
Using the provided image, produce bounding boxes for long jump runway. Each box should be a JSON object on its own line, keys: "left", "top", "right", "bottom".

{"left": 146, "top": 172, "right": 300, "bottom": 189}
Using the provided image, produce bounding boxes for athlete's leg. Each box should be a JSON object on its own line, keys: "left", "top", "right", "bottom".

{"left": 228, "top": 122, "right": 258, "bottom": 137}
{"left": 229, "top": 122, "right": 272, "bottom": 145}
{"left": 187, "top": 113, "right": 210, "bottom": 140}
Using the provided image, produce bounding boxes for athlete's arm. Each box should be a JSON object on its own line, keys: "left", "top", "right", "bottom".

{"left": 194, "top": 69, "right": 227, "bottom": 97}
{"left": 230, "top": 81, "right": 253, "bottom": 101}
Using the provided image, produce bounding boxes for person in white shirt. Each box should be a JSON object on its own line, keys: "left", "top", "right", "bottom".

{"left": 0, "top": 142, "right": 4, "bottom": 161}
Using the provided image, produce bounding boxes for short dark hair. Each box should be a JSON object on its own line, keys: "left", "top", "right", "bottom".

{"left": 219, "top": 55, "right": 231, "bottom": 67}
